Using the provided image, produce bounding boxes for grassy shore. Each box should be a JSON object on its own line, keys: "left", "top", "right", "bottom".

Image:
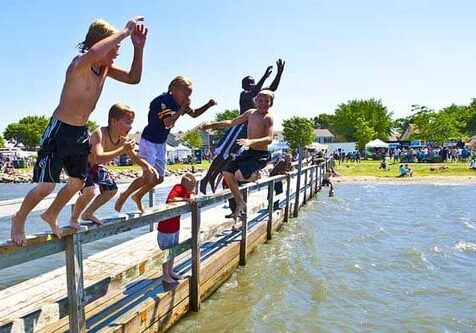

{"left": 334, "top": 160, "right": 475, "bottom": 178}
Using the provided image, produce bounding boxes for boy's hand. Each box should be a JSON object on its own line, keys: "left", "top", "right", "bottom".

{"left": 123, "top": 139, "right": 135, "bottom": 152}
{"left": 125, "top": 16, "right": 144, "bottom": 35}
{"left": 264, "top": 66, "right": 273, "bottom": 78}
{"left": 237, "top": 138, "right": 251, "bottom": 147}
{"left": 276, "top": 59, "right": 285, "bottom": 73}
{"left": 187, "top": 197, "right": 196, "bottom": 204}
{"left": 131, "top": 24, "right": 148, "bottom": 48}
{"left": 208, "top": 99, "right": 218, "bottom": 106}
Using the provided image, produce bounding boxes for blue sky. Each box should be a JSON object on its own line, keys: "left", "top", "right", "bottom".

{"left": 1, "top": 0, "right": 475, "bottom": 135}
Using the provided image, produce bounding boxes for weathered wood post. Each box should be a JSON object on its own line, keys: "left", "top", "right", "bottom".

{"left": 148, "top": 188, "right": 156, "bottom": 231}
{"left": 303, "top": 168, "right": 308, "bottom": 205}
{"left": 239, "top": 188, "right": 249, "bottom": 266}
{"left": 284, "top": 173, "right": 291, "bottom": 223}
{"left": 309, "top": 166, "right": 315, "bottom": 199}
{"left": 294, "top": 147, "right": 303, "bottom": 218}
{"left": 190, "top": 200, "right": 201, "bottom": 312}
{"left": 267, "top": 180, "right": 274, "bottom": 240}
{"left": 64, "top": 233, "right": 86, "bottom": 333}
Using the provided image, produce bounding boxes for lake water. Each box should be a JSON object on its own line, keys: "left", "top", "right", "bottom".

{"left": 171, "top": 183, "right": 476, "bottom": 332}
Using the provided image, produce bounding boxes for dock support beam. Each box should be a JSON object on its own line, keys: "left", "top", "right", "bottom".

{"left": 64, "top": 233, "right": 86, "bottom": 333}
{"left": 284, "top": 174, "right": 291, "bottom": 223}
{"left": 190, "top": 200, "right": 201, "bottom": 312}
{"left": 239, "top": 188, "right": 249, "bottom": 266}
{"left": 267, "top": 180, "right": 274, "bottom": 240}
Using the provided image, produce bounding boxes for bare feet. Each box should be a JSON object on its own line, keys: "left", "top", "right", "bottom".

{"left": 170, "top": 272, "right": 184, "bottom": 280}
{"left": 162, "top": 276, "right": 176, "bottom": 284}
{"left": 69, "top": 219, "right": 82, "bottom": 231}
{"left": 11, "top": 213, "right": 27, "bottom": 246}
{"left": 131, "top": 193, "right": 144, "bottom": 213}
{"left": 81, "top": 213, "right": 104, "bottom": 226}
{"left": 114, "top": 192, "right": 127, "bottom": 212}
{"left": 40, "top": 212, "right": 62, "bottom": 240}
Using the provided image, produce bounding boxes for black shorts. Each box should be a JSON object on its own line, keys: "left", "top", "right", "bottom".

{"left": 84, "top": 164, "right": 117, "bottom": 192}
{"left": 223, "top": 148, "right": 270, "bottom": 179}
{"left": 33, "top": 117, "right": 90, "bottom": 183}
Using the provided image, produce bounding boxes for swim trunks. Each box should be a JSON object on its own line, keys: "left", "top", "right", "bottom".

{"left": 83, "top": 164, "right": 117, "bottom": 192}
{"left": 33, "top": 117, "right": 89, "bottom": 183}
{"left": 223, "top": 148, "right": 270, "bottom": 179}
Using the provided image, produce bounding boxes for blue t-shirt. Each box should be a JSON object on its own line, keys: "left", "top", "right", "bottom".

{"left": 141, "top": 92, "right": 180, "bottom": 144}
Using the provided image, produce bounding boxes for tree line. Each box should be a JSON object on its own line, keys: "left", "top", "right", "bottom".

{"left": 3, "top": 98, "right": 476, "bottom": 152}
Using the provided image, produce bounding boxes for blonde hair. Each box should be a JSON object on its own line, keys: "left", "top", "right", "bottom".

{"left": 78, "top": 19, "right": 119, "bottom": 53}
{"left": 257, "top": 89, "right": 275, "bottom": 106}
{"left": 168, "top": 76, "right": 193, "bottom": 93}
{"left": 181, "top": 173, "right": 196, "bottom": 186}
{"left": 108, "top": 103, "right": 135, "bottom": 125}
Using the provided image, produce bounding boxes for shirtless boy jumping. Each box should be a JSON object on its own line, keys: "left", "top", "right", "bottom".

{"left": 11, "top": 17, "right": 147, "bottom": 246}
{"left": 202, "top": 89, "right": 275, "bottom": 218}
{"left": 69, "top": 103, "right": 158, "bottom": 228}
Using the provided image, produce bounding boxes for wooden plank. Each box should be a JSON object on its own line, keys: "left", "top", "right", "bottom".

{"left": 267, "top": 180, "right": 274, "bottom": 240}
{"left": 239, "top": 188, "right": 249, "bottom": 266}
{"left": 190, "top": 200, "right": 201, "bottom": 312}
{"left": 64, "top": 233, "right": 86, "bottom": 333}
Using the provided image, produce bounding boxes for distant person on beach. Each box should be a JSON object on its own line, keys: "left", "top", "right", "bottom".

{"left": 157, "top": 173, "right": 196, "bottom": 284}
{"left": 317, "top": 169, "right": 334, "bottom": 193}
{"left": 379, "top": 158, "right": 387, "bottom": 170}
{"left": 397, "top": 164, "right": 407, "bottom": 177}
{"left": 69, "top": 103, "right": 157, "bottom": 229}
{"left": 202, "top": 89, "right": 275, "bottom": 219}
{"left": 10, "top": 17, "right": 147, "bottom": 246}
{"left": 115, "top": 76, "right": 216, "bottom": 213}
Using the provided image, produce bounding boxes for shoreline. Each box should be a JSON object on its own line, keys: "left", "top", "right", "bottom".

{"left": 334, "top": 175, "right": 476, "bottom": 185}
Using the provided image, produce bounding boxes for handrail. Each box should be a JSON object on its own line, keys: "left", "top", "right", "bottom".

{"left": 0, "top": 158, "right": 331, "bottom": 333}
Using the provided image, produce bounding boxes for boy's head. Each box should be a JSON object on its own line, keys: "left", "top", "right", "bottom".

{"left": 169, "top": 76, "right": 193, "bottom": 106}
{"left": 242, "top": 76, "right": 255, "bottom": 91}
{"left": 78, "top": 19, "right": 119, "bottom": 53}
{"left": 108, "top": 103, "right": 135, "bottom": 136}
{"left": 255, "top": 89, "right": 275, "bottom": 110}
{"left": 181, "top": 173, "right": 196, "bottom": 193}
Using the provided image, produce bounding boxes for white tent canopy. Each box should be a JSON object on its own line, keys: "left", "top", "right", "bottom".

{"left": 365, "top": 139, "right": 389, "bottom": 149}
{"left": 306, "top": 142, "right": 328, "bottom": 151}
{"left": 175, "top": 143, "right": 192, "bottom": 159}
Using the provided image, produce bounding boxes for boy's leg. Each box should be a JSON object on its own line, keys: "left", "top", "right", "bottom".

{"left": 131, "top": 176, "right": 163, "bottom": 212}
{"left": 11, "top": 182, "right": 56, "bottom": 246}
{"left": 70, "top": 186, "right": 96, "bottom": 230}
{"left": 162, "top": 261, "right": 175, "bottom": 284}
{"left": 115, "top": 176, "right": 146, "bottom": 212}
{"left": 81, "top": 189, "right": 117, "bottom": 225}
{"left": 223, "top": 171, "right": 245, "bottom": 218}
{"left": 41, "top": 177, "right": 85, "bottom": 239}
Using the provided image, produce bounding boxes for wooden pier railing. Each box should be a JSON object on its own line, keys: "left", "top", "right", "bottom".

{"left": 0, "top": 158, "right": 332, "bottom": 333}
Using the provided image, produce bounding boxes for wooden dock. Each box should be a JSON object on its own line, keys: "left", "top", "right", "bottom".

{"left": 0, "top": 162, "right": 329, "bottom": 333}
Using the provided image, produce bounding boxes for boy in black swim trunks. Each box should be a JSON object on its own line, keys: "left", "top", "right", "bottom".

{"left": 202, "top": 89, "right": 275, "bottom": 218}
{"left": 11, "top": 17, "right": 148, "bottom": 246}
{"left": 69, "top": 103, "right": 157, "bottom": 229}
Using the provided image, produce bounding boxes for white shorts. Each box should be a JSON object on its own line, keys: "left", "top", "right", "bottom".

{"left": 139, "top": 138, "right": 167, "bottom": 177}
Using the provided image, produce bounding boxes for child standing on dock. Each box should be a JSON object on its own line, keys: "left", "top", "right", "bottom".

{"left": 115, "top": 76, "right": 216, "bottom": 213}
{"left": 11, "top": 17, "right": 148, "bottom": 246}
{"left": 157, "top": 173, "right": 196, "bottom": 284}
{"left": 202, "top": 89, "right": 275, "bottom": 219}
{"left": 69, "top": 103, "right": 158, "bottom": 229}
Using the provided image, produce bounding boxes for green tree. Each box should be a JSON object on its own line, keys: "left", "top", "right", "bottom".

{"left": 355, "top": 117, "right": 376, "bottom": 151}
{"left": 311, "top": 114, "right": 334, "bottom": 129}
{"left": 331, "top": 99, "right": 392, "bottom": 142}
{"left": 282, "top": 116, "right": 315, "bottom": 151}
{"left": 3, "top": 116, "right": 50, "bottom": 150}
{"left": 214, "top": 109, "right": 240, "bottom": 141}
{"left": 0, "top": 136, "right": 4, "bottom": 148}
{"left": 182, "top": 129, "right": 203, "bottom": 149}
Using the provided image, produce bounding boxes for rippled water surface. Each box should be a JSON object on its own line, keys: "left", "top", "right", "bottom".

{"left": 172, "top": 183, "right": 476, "bottom": 332}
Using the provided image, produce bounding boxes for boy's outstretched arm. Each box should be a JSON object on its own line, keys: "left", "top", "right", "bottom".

{"left": 251, "top": 66, "right": 273, "bottom": 95}
{"left": 201, "top": 110, "right": 250, "bottom": 130}
{"left": 108, "top": 23, "right": 148, "bottom": 84}
{"left": 75, "top": 16, "right": 144, "bottom": 72}
{"left": 269, "top": 59, "right": 285, "bottom": 91}
{"left": 187, "top": 99, "right": 217, "bottom": 118}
